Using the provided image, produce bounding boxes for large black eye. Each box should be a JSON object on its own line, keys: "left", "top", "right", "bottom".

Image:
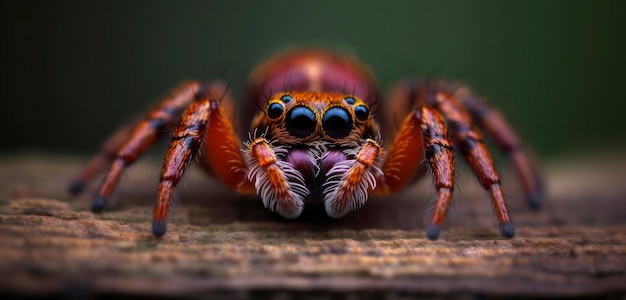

{"left": 354, "top": 105, "right": 369, "bottom": 121}
{"left": 267, "top": 103, "right": 284, "bottom": 119}
{"left": 286, "top": 106, "right": 316, "bottom": 138}
{"left": 323, "top": 107, "right": 352, "bottom": 139}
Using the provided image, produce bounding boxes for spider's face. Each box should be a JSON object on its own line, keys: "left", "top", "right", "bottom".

{"left": 257, "top": 92, "right": 374, "bottom": 145}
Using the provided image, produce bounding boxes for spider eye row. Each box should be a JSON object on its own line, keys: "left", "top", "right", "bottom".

{"left": 266, "top": 95, "right": 370, "bottom": 139}
{"left": 266, "top": 96, "right": 370, "bottom": 121}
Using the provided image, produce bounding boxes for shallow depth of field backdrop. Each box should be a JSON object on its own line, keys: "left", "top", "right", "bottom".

{"left": 1, "top": 0, "right": 625, "bottom": 158}
{"left": 2, "top": 1, "right": 626, "bottom": 298}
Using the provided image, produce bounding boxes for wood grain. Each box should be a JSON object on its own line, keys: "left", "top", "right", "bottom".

{"left": 1, "top": 152, "right": 625, "bottom": 298}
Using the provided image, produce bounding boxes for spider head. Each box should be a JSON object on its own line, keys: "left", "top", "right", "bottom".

{"left": 259, "top": 92, "right": 372, "bottom": 144}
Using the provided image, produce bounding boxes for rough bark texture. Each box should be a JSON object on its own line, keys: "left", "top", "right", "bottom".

{"left": 1, "top": 152, "right": 625, "bottom": 299}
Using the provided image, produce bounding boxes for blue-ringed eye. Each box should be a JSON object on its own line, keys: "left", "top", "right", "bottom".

{"left": 344, "top": 97, "right": 355, "bottom": 105}
{"left": 323, "top": 107, "right": 352, "bottom": 139}
{"left": 286, "top": 106, "right": 316, "bottom": 138}
{"left": 267, "top": 103, "right": 284, "bottom": 119}
{"left": 280, "top": 95, "right": 292, "bottom": 103}
{"left": 354, "top": 105, "right": 369, "bottom": 121}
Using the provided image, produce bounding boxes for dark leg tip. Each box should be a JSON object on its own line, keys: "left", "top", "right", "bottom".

{"left": 90, "top": 195, "right": 107, "bottom": 212}
{"left": 426, "top": 225, "right": 441, "bottom": 241}
{"left": 152, "top": 220, "right": 168, "bottom": 238}
{"left": 500, "top": 222, "right": 516, "bottom": 238}
{"left": 68, "top": 179, "right": 84, "bottom": 195}
{"left": 527, "top": 192, "right": 543, "bottom": 211}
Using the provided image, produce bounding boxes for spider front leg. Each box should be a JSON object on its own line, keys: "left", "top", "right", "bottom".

{"left": 374, "top": 107, "right": 456, "bottom": 240}
{"left": 153, "top": 85, "right": 251, "bottom": 237}
{"left": 431, "top": 89, "right": 516, "bottom": 238}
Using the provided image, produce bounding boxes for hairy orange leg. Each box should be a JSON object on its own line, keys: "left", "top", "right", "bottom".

{"left": 153, "top": 85, "right": 250, "bottom": 237}
{"left": 432, "top": 91, "right": 515, "bottom": 238}
{"left": 375, "top": 106, "right": 455, "bottom": 240}
{"left": 377, "top": 83, "right": 457, "bottom": 240}
{"left": 324, "top": 139, "right": 384, "bottom": 218}
{"left": 243, "top": 137, "right": 308, "bottom": 219}
{"left": 83, "top": 81, "right": 201, "bottom": 211}
{"left": 451, "top": 85, "right": 543, "bottom": 209}
{"left": 419, "top": 107, "right": 456, "bottom": 240}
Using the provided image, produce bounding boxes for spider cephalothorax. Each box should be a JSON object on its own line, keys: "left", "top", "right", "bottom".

{"left": 70, "top": 48, "right": 542, "bottom": 240}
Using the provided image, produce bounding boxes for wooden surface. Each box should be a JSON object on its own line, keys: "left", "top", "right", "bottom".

{"left": 1, "top": 152, "right": 625, "bottom": 299}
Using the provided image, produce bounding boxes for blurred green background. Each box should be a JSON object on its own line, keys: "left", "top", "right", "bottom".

{"left": 1, "top": 0, "right": 625, "bottom": 159}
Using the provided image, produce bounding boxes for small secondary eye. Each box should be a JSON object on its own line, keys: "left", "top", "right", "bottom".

{"left": 354, "top": 105, "right": 369, "bottom": 121}
{"left": 280, "top": 95, "right": 292, "bottom": 103}
{"left": 323, "top": 107, "right": 352, "bottom": 139}
{"left": 267, "top": 103, "right": 284, "bottom": 119}
{"left": 344, "top": 97, "right": 355, "bottom": 105}
{"left": 286, "top": 106, "right": 316, "bottom": 138}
